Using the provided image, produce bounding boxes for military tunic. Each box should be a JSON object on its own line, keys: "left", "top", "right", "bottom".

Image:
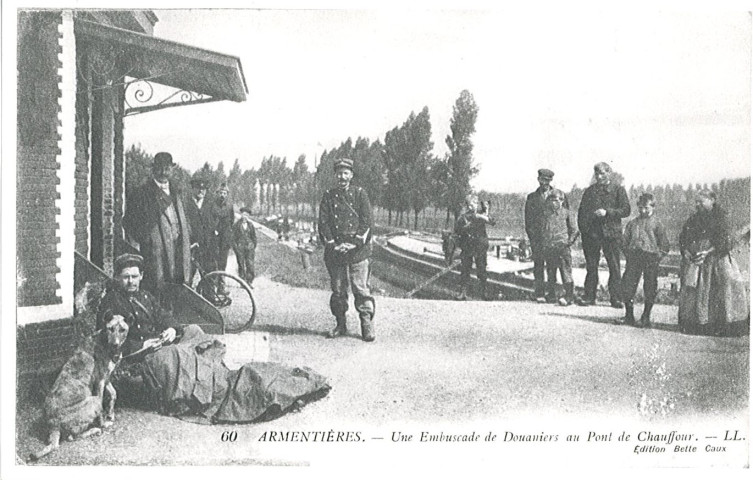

{"left": 318, "top": 185, "right": 374, "bottom": 322}
{"left": 97, "top": 283, "right": 182, "bottom": 356}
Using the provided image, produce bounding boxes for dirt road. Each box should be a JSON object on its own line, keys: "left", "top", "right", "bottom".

{"left": 15, "top": 275, "right": 749, "bottom": 469}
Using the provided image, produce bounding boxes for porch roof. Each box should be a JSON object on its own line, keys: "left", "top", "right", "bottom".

{"left": 75, "top": 19, "right": 248, "bottom": 114}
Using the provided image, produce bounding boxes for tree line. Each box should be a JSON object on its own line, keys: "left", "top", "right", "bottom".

{"left": 126, "top": 89, "right": 481, "bottom": 229}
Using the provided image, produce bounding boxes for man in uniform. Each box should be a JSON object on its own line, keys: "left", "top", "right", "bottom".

{"left": 318, "top": 158, "right": 376, "bottom": 342}
{"left": 455, "top": 193, "right": 496, "bottom": 301}
{"left": 524, "top": 168, "right": 569, "bottom": 302}
{"left": 97, "top": 254, "right": 188, "bottom": 357}
{"left": 184, "top": 176, "right": 213, "bottom": 282}
{"left": 577, "top": 162, "right": 631, "bottom": 307}
{"left": 123, "top": 152, "right": 192, "bottom": 295}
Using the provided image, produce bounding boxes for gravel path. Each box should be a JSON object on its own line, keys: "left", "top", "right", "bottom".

{"left": 15, "top": 275, "right": 749, "bottom": 468}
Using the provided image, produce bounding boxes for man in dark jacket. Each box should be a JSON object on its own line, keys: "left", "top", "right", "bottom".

{"left": 208, "top": 183, "right": 235, "bottom": 292}
{"left": 318, "top": 158, "right": 375, "bottom": 342}
{"left": 576, "top": 162, "right": 631, "bottom": 307}
{"left": 184, "top": 176, "right": 213, "bottom": 282}
{"left": 123, "top": 152, "right": 192, "bottom": 295}
{"left": 232, "top": 207, "right": 257, "bottom": 286}
{"left": 97, "top": 254, "right": 187, "bottom": 357}
{"left": 455, "top": 193, "right": 496, "bottom": 301}
{"left": 524, "top": 168, "right": 569, "bottom": 302}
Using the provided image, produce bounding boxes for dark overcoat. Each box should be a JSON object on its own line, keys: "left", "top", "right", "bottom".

{"left": 123, "top": 180, "right": 192, "bottom": 291}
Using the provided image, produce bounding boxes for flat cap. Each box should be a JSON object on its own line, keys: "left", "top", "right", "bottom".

{"left": 537, "top": 168, "right": 554, "bottom": 179}
{"left": 114, "top": 253, "right": 144, "bottom": 274}
{"left": 217, "top": 182, "right": 229, "bottom": 192}
{"left": 153, "top": 152, "right": 174, "bottom": 167}
{"left": 333, "top": 158, "right": 354, "bottom": 171}
{"left": 240, "top": 206, "right": 253, "bottom": 214}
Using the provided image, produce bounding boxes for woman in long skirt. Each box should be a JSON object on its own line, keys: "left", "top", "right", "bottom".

{"left": 678, "top": 189, "right": 749, "bottom": 336}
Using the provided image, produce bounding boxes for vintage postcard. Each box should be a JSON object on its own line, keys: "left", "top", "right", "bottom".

{"left": 2, "top": 1, "right": 751, "bottom": 477}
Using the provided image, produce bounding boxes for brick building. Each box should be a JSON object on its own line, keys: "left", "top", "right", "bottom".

{"left": 16, "top": 10, "right": 247, "bottom": 377}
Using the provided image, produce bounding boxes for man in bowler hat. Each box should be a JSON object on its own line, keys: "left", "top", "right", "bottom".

{"left": 123, "top": 152, "right": 192, "bottom": 295}
{"left": 318, "top": 158, "right": 376, "bottom": 342}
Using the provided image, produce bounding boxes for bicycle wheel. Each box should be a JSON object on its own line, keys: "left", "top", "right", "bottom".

{"left": 197, "top": 271, "right": 256, "bottom": 333}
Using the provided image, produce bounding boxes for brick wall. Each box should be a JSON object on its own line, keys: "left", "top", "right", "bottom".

{"left": 17, "top": 11, "right": 63, "bottom": 307}
{"left": 16, "top": 318, "right": 80, "bottom": 378}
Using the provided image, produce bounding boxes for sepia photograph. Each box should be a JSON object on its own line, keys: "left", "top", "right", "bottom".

{"left": 2, "top": 0, "right": 751, "bottom": 476}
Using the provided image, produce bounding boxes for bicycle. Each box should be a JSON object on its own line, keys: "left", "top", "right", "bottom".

{"left": 190, "top": 246, "right": 256, "bottom": 333}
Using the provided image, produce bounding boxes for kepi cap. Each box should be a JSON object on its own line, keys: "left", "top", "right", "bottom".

{"left": 114, "top": 253, "right": 144, "bottom": 274}
{"left": 333, "top": 158, "right": 354, "bottom": 171}
{"left": 240, "top": 206, "right": 253, "bottom": 215}
{"left": 537, "top": 168, "right": 554, "bottom": 180}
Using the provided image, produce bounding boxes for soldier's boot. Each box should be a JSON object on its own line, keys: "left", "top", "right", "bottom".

{"left": 360, "top": 313, "right": 375, "bottom": 342}
{"left": 639, "top": 302, "right": 654, "bottom": 328}
{"left": 327, "top": 316, "right": 347, "bottom": 339}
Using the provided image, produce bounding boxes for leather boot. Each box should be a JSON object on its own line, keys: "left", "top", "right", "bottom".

{"left": 327, "top": 316, "right": 347, "bottom": 338}
{"left": 639, "top": 302, "right": 653, "bottom": 328}
{"left": 360, "top": 314, "right": 375, "bottom": 342}
{"left": 621, "top": 301, "right": 636, "bottom": 326}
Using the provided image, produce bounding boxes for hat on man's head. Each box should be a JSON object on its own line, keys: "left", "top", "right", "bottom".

{"left": 153, "top": 152, "right": 174, "bottom": 168}
{"left": 190, "top": 177, "right": 208, "bottom": 189}
{"left": 240, "top": 206, "right": 253, "bottom": 215}
{"left": 538, "top": 168, "right": 555, "bottom": 180}
{"left": 114, "top": 253, "right": 144, "bottom": 274}
{"left": 218, "top": 182, "right": 229, "bottom": 193}
{"left": 333, "top": 158, "right": 354, "bottom": 171}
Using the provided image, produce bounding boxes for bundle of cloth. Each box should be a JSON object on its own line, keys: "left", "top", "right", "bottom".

{"left": 137, "top": 328, "right": 330, "bottom": 424}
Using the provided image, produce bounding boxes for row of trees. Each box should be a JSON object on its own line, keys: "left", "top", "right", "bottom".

{"left": 126, "top": 89, "right": 482, "bottom": 229}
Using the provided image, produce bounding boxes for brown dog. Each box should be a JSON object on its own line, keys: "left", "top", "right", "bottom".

{"left": 29, "top": 314, "right": 129, "bottom": 461}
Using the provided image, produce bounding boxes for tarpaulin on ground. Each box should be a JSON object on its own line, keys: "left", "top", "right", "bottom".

{"left": 140, "top": 331, "right": 330, "bottom": 424}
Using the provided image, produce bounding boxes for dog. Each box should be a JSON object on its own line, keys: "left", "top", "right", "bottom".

{"left": 29, "top": 314, "right": 129, "bottom": 461}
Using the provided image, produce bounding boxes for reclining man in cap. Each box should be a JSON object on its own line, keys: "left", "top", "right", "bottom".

{"left": 97, "top": 254, "right": 202, "bottom": 358}
{"left": 318, "top": 158, "right": 376, "bottom": 342}
{"left": 123, "top": 152, "right": 192, "bottom": 296}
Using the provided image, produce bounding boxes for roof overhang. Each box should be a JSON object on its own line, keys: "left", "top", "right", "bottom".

{"left": 74, "top": 19, "right": 248, "bottom": 116}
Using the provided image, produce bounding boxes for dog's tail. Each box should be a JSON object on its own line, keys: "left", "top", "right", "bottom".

{"left": 28, "top": 430, "right": 60, "bottom": 462}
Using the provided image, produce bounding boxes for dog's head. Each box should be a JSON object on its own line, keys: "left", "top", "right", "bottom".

{"left": 103, "top": 314, "right": 129, "bottom": 350}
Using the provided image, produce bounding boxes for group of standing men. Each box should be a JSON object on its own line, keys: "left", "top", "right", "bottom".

{"left": 123, "top": 151, "right": 375, "bottom": 342}
{"left": 524, "top": 162, "right": 666, "bottom": 321}
{"left": 123, "top": 152, "right": 257, "bottom": 302}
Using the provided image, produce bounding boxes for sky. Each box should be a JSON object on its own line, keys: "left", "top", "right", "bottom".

{"left": 123, "top": 8, "right": 752, "bottom": 193}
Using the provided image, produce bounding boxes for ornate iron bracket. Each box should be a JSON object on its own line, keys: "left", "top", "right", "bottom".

{"left": 123, "top": 78, "right": 221, "bottom": 116}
